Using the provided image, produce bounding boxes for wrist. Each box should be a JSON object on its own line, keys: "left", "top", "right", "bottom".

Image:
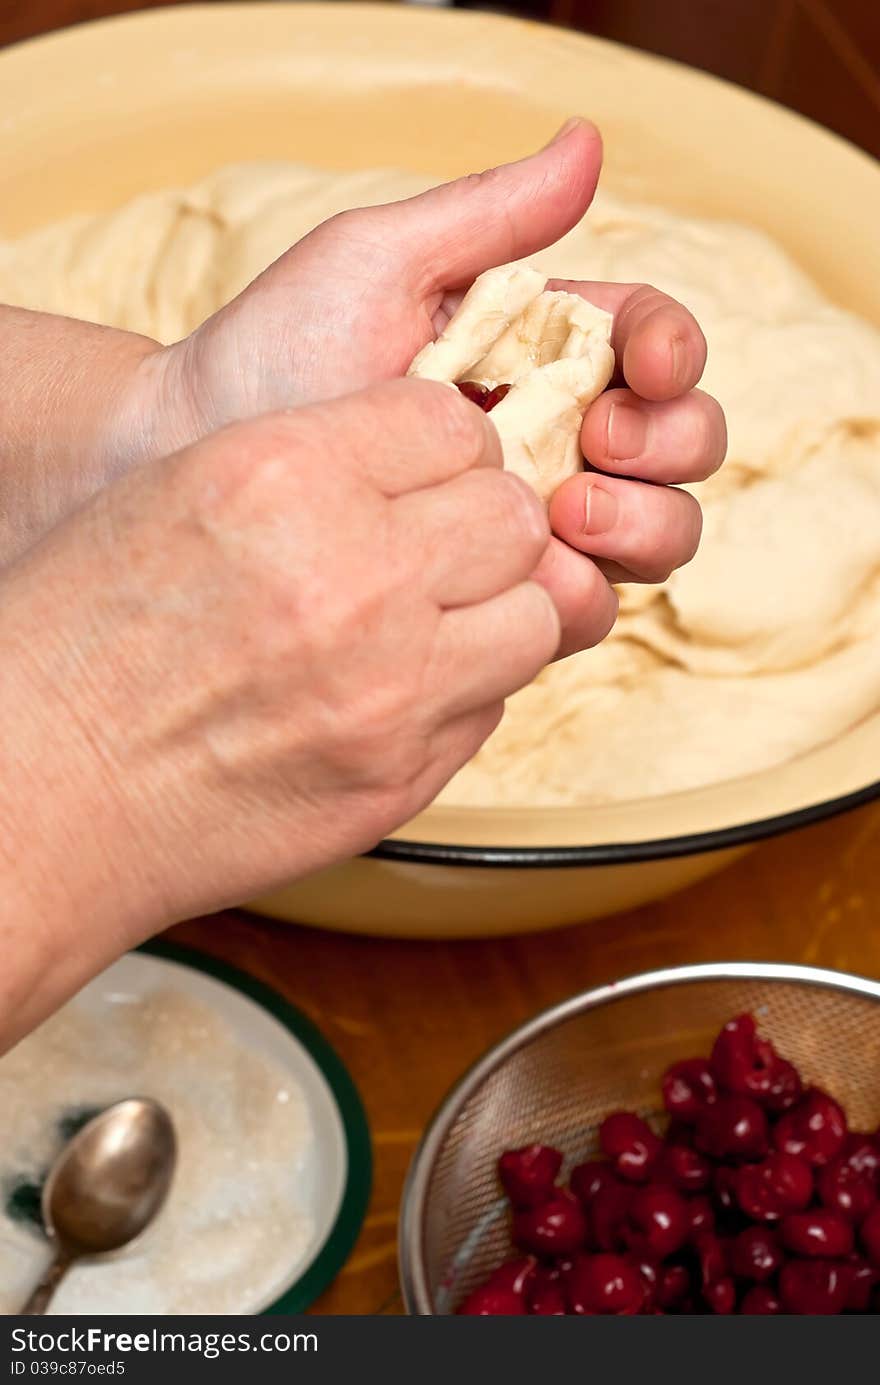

{"left": 0, "top": 578, "right": 170, "bottom": 1049}
{"left": 110, "top": 335, "right": 210, "bottom": 471}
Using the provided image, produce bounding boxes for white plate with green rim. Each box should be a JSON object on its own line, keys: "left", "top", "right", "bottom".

{"left": 1, "top": 941, "right": 370, "bottom": 1315}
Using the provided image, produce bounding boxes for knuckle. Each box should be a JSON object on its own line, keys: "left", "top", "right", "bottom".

{"left": 521, "top": 580, "right": 562, "bottom": 658}
{"left": 186, "top": 411, "right": 314, "bottom": 519}
{"left": 422, "top": 379, "right": 489, "bottom": 467}
{"left": 492, "top": 472, "right": 550, "bottom": 552}
{"left": 462, "top": 166, "right": 503, "bottom": 194}
{"left": 619, "top": 283, "right": 668, "bottom": 330}
{"left": 320, "top": 205, "right": 373, "bottom": 244}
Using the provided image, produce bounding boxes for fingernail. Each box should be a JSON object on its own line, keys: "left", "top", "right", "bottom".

{"left": 606, "top": 401, "right": 647, "bottom": 461}
{"left": 546, "top": 116, "right": 583, "bottom": 148}
{"left": 583, "top": 482, "right": 618, "bottom": 535}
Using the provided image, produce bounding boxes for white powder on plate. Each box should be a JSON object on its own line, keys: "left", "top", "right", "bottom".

{"left": 0, "top": 986, "right": 314, "bottom": 1314}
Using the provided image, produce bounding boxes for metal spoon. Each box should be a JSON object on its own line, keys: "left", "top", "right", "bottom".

{"left": 20, "top": 1097, "right": 176, "bottom": 1315}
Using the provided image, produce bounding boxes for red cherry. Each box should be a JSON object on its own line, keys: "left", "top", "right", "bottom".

{"left": 685, "top": 1195, "right": 715, "bottom": 1239}
{"left": 860, "top": 1203, "right": 880, "bottom": 1267}
{"left": 709, "top": 1013, "right": 802, "bottom": 1111}
{"left": 625, "top": 1185, "right": 689, "bottom": 1259}
{"left": 526, "top": 1268, "right": 567, "bottom": 1315}
{"left": 662, "top": 1059, "right": 718, "bottom": 1122}
{"left": 458, "top": 1284, "right": 526, "bottom": 1314}
{"left": 570, "top": 1160, "right": 619, "bottom": 1208}
{"left": 712, "top": 1165, "right": 740, "bottom": 1215}
{"left": 735, "top": 1152, "right": 813, "bottom": 1221}
{"left": 629, "top": 1256, "right": 660, "bottom": 1312}
{"left": 456, "top": 381, "right": 489, "bottom": 408}
{"left": 843, "top": 1257, "right": 880, "bottom": 1312}
{"left": 484, "top": 1257, "right": 538, "bottom": 1296}
{"left": 779, "top": 1259, "right": 849, "bottom": 1314}
{"left": 841, "top": 1134, "right": 880, "bottom": 1184}
{"left": 566, "top": 1253, "right": 644, "bottom": 1315}
{"left": 773, "top": 1088, "right": 847, "bottom": 1167}
{"left": 740, "top": 1285, "right": 782, "bottom": 1315}
{"left": 590, "top": 1180, "right": 633, "bottom": 1251}
{"left": 665, "top": 1120, "right": 698, "bottom": 1147}
{"left": 729, "top": 1226, "right": 783, "bottom": 1282}
{"left": 695, "top": 1094, "right": 768, "bottom": 1161}
{"left": 780, "top": 1210, "right": 854, "bottom": 1258}
{"left": 498, "top": 1144, "right": 563, "bottom": 1209}
{"left": 692, "top": 1230, "right": 728, "bottom": 1288}
{"left": 703, "top": 1276, "right": 736, "bottom": 1314}
{"left": 599, "top": 1112, "right": 662, "bottom": 1183}
{"left": 656, "top": 1143, "right": 713, "bottom": 1194}
{"left": 512, "top": 1189, "right": 587, "bottom": 1258}
{"left": 483, "top": 383, "right": 512, "bottom": 412}
{"left": 817, "top": 1155, "right": 877, "bottom": 1222}
{"left": 657, "top": 1263, "right": 691, "bottom": 1311}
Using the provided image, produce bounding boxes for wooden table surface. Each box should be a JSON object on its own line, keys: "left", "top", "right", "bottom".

{"left": 3, "top": 0, "right": 879, "bottom": 1318}
{"left": 171, "top": 799, "right": 880, "bottom": 1313}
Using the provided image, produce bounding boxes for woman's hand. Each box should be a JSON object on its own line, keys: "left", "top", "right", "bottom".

{"left": 144, "top": 119, "right": 726, "bottom": 656}
{"left": 0, "top": 379, "right": 559, "bottom": 1047}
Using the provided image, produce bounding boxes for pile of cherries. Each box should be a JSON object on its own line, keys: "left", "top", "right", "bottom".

{"left": 458, "top": 1014, "right": 880, "bottom": 1314}
{"left": 456, "top": 381, "right": 512, "bottom": 412}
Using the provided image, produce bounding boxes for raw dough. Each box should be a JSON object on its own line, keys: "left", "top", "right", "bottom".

{"left": 407, "top": 263, "right": 614, "bottom": 500}
{"left": 2, "top": 162, "right": 878, "bottom": 807}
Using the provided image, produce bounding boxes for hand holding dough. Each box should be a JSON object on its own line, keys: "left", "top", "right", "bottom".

{"left": 407, "top": 263, "right": 614, "bottom": 501}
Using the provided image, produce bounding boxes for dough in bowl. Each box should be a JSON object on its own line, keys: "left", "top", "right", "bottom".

{"left": 2, "top": 161, "right": 878, "bottom": 808}
{"left": 407, "top": 263, "right": 614, "bottom": 501}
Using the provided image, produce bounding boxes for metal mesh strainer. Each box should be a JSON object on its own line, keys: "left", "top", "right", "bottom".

{"left": 399, "top": 963, "right": 880, "bottom": 1313}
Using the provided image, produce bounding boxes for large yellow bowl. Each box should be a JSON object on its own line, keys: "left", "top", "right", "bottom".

{"left": 3, "top": 4, "right": 878, "bottom": 936}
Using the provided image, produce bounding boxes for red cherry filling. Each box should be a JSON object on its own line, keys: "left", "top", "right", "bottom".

{"left": 456, "top": 381, "right": 511, "bottom": 412}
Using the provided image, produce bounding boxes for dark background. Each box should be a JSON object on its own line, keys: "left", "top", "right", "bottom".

{"left": 1, "top": 0, "right": 878, "bottom": 157}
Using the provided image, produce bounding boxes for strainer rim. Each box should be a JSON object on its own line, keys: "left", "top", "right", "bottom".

{"left": 399, "top": 961, "right": 880, "bottom": 1314}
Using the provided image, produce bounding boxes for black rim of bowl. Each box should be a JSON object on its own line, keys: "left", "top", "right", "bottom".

{"left": 367, "top": 777, "right": 880, "bottom": 869}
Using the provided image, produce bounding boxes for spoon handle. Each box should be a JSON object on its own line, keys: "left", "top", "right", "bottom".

{"left": 20, "top": 1253, "right": 72, "bottom": 1315}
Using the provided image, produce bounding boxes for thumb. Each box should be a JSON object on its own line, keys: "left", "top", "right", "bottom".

{"left": 366, "top": 117, "right": 603, "bottom": 293}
